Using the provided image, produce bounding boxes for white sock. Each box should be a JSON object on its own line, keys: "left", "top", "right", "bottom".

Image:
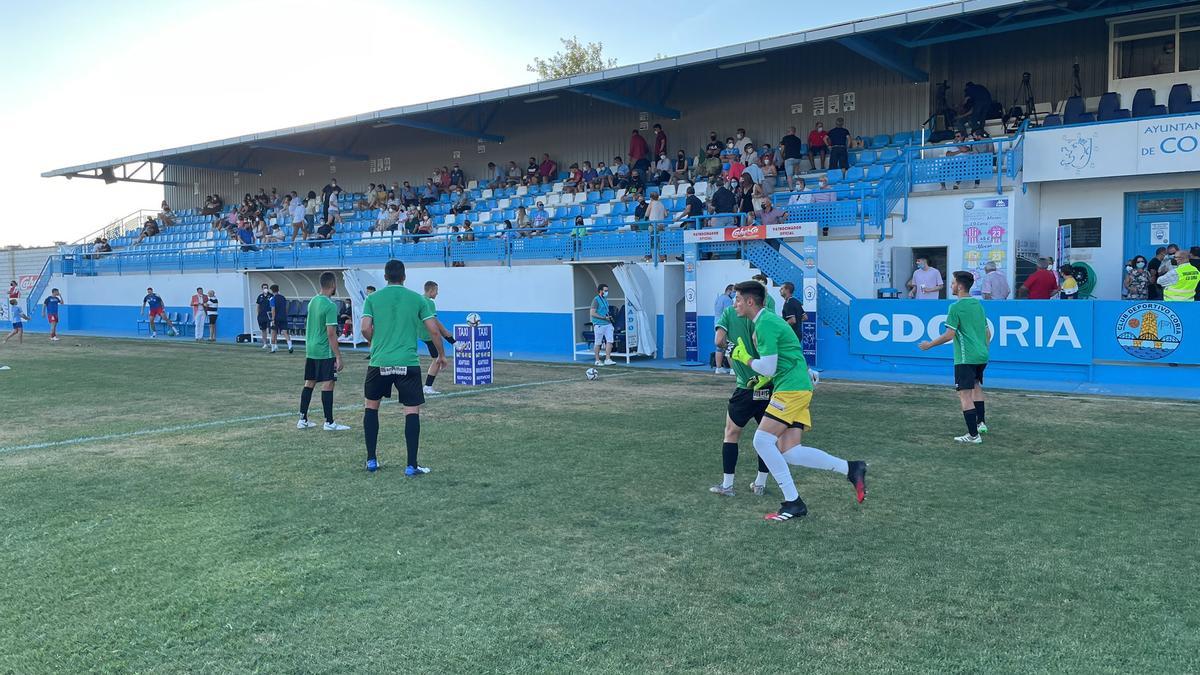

{"left": 752, "top": 429, "right": 799, "bottom": 502}
{"left": 721, "top": 473, "right": 735, "bottom": 489}
{"left": 286, "top": 335, "right": 292, "bottom": 348}
{"left": 754, "top": 471, "right": 770, "bottom": 487}
{"left": 781, "top": 445, "right": 849, "bottom": 475}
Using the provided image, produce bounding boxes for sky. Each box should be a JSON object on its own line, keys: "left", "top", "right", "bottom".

{"left": 0, "top": 0, "right": 929, "bottom": 248}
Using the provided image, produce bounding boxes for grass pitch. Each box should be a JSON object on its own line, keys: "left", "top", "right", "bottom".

{"left": 1, "top": 337, "right": 1198, "bottom": 673}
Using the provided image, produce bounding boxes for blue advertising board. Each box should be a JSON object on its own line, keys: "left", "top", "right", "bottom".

{"left": 453, "top": 323, "right": 493, "bottom": 386}
{"left": 683, "top": 243, "right": 699, "bottom": 363}
{"left": 848, "top": 299, "right": 1200, "bottom": 366}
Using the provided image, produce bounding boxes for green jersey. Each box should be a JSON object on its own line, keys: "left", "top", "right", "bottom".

{"left": 304, "top": 294, "right": 339, "bottom": 359}
{"left": 946, "top": 296, "right": 989, "bottom": 365}
{"left": 417, "top": 297, "right": 437, "bottom": 342}
{"left": 753, "top": 308, "right": 811, "bottom": 393}
{"left": 363, "top": 284, "right": 435, "bottom": 367}
{"left": 716, "top": 306, "right": 759, "bottom": 389}
{"left": 765, "top": 294, "right": 776, "bottom": 314}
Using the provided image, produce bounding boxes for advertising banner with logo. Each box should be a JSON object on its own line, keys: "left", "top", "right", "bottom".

{"left": 1024, "top": 115, "right": 1200, "bottom": 183}
{"left": 961, "top": 198, "right": 1009, "bottom": 295}
{"left": 453, "top": 323, "right": 493, "bottom": 386}
{"left": 849, "top": 299, "right": 1199, "bottom": 366}
{"left": 683, "top": 222, "right": 818, "bottom": 243}
{"left": 683, "top": 243, "right": 699, "bottom": 363}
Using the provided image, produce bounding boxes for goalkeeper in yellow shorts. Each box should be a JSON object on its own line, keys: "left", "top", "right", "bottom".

{"left": 729, "top": 280, "right": 868, "bottom": 522}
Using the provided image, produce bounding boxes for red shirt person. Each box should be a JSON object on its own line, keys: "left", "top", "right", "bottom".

{"left": 1020, "top": 259, "right": 1060, "bottom": 299}
{"left": 652, "top": 124, "right": 667, "bottom": 157}
{"left": 629, "top": 130, "right": 650, "bottom": 164}
{"left": 7, "top": 280, "right": 19, "bottom": 301}
{"left": 538, "top": 154, "right": 558, "bottom": 183}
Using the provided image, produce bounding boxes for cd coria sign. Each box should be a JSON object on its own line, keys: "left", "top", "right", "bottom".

{"left": 1024, "top": 114, "right": 1200, "bottom": 182}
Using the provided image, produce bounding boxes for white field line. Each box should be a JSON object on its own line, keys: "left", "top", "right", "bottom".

{"left": 0, "top": 371, "right": 637, "bottom": 455}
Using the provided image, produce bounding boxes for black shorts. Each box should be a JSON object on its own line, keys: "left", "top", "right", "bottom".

{"left": 809, "top": 145, "right": 829, "bottom": 156}
{"left": 273, "top": 320, "right": 288, "bottom": 332}
{"left": 304, "top": 357, "right": 337, "bottom": 383}
{"left": 258, "top": 315, "right": 270, "bottom": 330}
{"left": 423, "top": 340, "right": 440, "bottom": 359}
{"left": 364, "top": 366, "right": 425, "bottom": 405}
{"left": 954, "top": 363, "right": 986, "bottom": 391}
{"left": 829, "top": 146, "right": 849, "bottom": 170}
{"left": 727, "top": 386, "right": 772, "bottom": 428}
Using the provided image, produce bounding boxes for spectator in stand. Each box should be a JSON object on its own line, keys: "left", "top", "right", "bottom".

{"left": 563, "top": 163, "right": 582, "bottom": 193}
{"left": 484, "top": 162, "right": 501, "bottom": 189}
{"left": 720, "top": 137, "right": 740, "bottom": 162}
{"left": 653, "top": 153, "right": 672, "bottom": 184}
{"left": 628, "top": 169, "right": 646, "bottom": 194}
{"left": 633, "top": 194, "right": 650, "bottom": 224}
{"left": 980, "top": 262, "right": 1011, "bottom": 299}
{"left": 726, "top": 155, "right": 746, "bottom": 182}
{"left": 755, "top": 198, "right": 786, "bottom": 226}
{"left": 711, "top": 181, "right": 736, "bottom": 227}
{"left": 290, "top": 196, "right": 310, "bottom": 242}
{"left": 400, "top": 182, "right": 417, "bottom": 207}
{"left": 652, "top": 123, "right": 668, "bottom": 158}
{"left": 461, "top": 221, "right": 476, "bottom": 242}
{"left": 201, "top": 195, "right": 220, "bottom": 216}
{"left": 677, "top": 186, "right": 706, "bottom": 229}
{"left": 416, "top": 210, "right": 434, "bottom": 237}
{"left": 134, "top": 217, "right": 160, "bottom": 245}
{"left": 159, "top": 201, "right": 175, "bottom": 228}
{"left": 596, "top": 161, "right": 613, "bottom": 189}
{"left": 647, "top": 192, "right": 667, "bottom": 226}
{"left": 743, "top": 154, "right": 765, "bottom": 188}
{"left": 734, "top": 128, "right": 753, "bottom": 150}
{"left": 531, "top": 202, "right": 549, "bottom": 233}
{"left": 581, "top": 161, "right": 598, "bottom": 189}
{"left": 1018, "top": 257, "right": 1059, "bottom": 299}
{"left": 957, "top": 81, "right": 994, "bottom": 133}
{"left": 376, "top": 204, "right": 400, "bottom": 232}
{"left": 265, "top": 221, "right": 285, "bottom": 243}
{"left": 253, "top": 217, "right": 270, "bottom": 242}
{"left": 525, "top": 157, "right": 539, "bottom": 184}
{"left": 736, "top": 175, "right": 756, "bottom": 215}
{"left": 515, "top": 205, "right": 530, "bottom": 235}
{"left": 506, "top": 161, "right": 523, "bottom": 186}
{"left": 629, "top": 129, "right": 650, "bottom": 169}
{"left": 449, "top": 164, "right": 465, "bottom": 190}
{"left": 321, "top": 178, "right": 341, "bottom": 221}
{"left": 702, "top": 148, "right": 722, "bottom": 181}
{"left": 907, "top": 257, "right": 944, "bottom": 299}
{"left": 940, "top": 131, "right": 973, "bottom": 190}
{"left": 420, "top": 178, "right": 437, "bottom": 206}
{"left": 570, "top": 215, "right": 587, "bottom": 239}
{"left": 538, "top": 153, "right": 558, "bottom": 184}
{"left": 613, "top": 157, "right": 630, "bottom": 188}
{"left": 1125, "top": 255, "right": 1151, "bottom": 300}
{"left": 741, "top": 142, "right": 759, "bottom": 168}
{"left": 826, "top": 118, "right": 851, "bottom": 176}
{"left": 237, "top": 221, "right": 258, "bottom": 252}
{"left": 311, "top": 215, "right": 335, "bottom": 245}
{"left": 672, "top": 150, "right": 691, "bottom": 184}
{"left": 305, "top": 190, "right": 319, "bottom": 224}
{"left": 450, "top": 191, "right": 472, "bottom": 215}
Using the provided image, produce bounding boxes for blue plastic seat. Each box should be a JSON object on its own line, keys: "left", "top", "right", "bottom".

{"left": 1097, "top": 92, "right": 1130, "bottom": 121}
{"left": 844, "top": 167, "right": 865, "bottom": 182}
{"left": 877, "top": 148, "right": 901, "bottom": 164}
{"left": 1042, "top": 114, "right": 1063, "bottom": 126}
{"left": 866, "top": 165, "right": 886, "bottom": 181}
{"left": 1132, "top": 89, "right": 1166, "bottom": 118}
{"left": 825, "top": 171, "right": 843, "bottom": 185}
{"left": 601, "top": 189, "right": 615, "bottom": 201}
{"left": 871, "top": 134, "right": 891, "bottom": 148}
{"left": 857, "top": 150, "right": 877, "bottom": 166}
{"left": 1063, "top": 96, "right": 1094, "bottom": 125}
{"left": 1168, "top": 83, "right": 1200, "bottom": 113}
{"left": 892, "top": 131, "right": 913, "bottom": 146}
{"left": 586, "top": 191, "right": 602, "bottom": 203}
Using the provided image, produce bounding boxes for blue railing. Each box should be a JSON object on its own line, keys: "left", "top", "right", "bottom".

{"left": 25, "top": 257, "right": 56, "bottom": 314}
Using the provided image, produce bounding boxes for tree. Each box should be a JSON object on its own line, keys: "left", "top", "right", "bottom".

{"left": 527, "top": 36, "right": 617, "bottom": 80}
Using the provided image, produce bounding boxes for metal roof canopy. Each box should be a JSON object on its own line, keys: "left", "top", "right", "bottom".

{"left": 42, "top": 0, "right": 1192, "bottom": 185}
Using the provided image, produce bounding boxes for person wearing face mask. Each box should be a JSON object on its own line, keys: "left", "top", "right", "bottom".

{"left": 255, "top": 282, "right": 274, "bottom": 349}
{"left": 741, "top": 142, "right": 759, "bottom": 168}
{"left": 321, "top": 179, "right": 341, "bottom": 222}
{"left": 1157, "top": 248, "right": 1198, "bottom": 302}
{"left": 591, "top": 284, "right": 616, "bottom": 366}
{"left": 673, "top": 150, "right": 690, "bottom": 184}
{"left": 734, "top": 128, "right": 754, "bottom": 152}
{"left": 908, "top": 257, "right": 944, "bottom": 299}
{"left": 652, "top": 123, "right": 668, "bottom": 157}
{"left": 706, "top": 131, "right": 722, "bottom": 155}
{"left": 979, "top": 261, "right": 1010, "bottom": 300}
{"left": 720, "top": 137, "right": 740, "bottom": 162}
{"left": 1124, "top": 256, "right": 1151, "bottom": 300}
{"left": 654, "top": 152, "right": 672, "bottom": 184}
{"left": 629, "top": 129, "right": 650, "bottom": 167}
{"left": 807, "top": 123, "right": 829, "bottom": 171}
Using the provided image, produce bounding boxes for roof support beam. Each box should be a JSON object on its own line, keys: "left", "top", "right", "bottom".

{"left": 65, "top": 170, "right": 177, "bottom": 186}
{"left": 837, "top": 36, "right": 928, "bottom": 83}
{"left": 567, "top": 86, "right": 681, "bottom": 119}
{"left": 374, "top": 117, "right": 505, "bottom": 143}
{"left": 247, "top": 141, "right": 367, "bottom": 161}
{"left": 160, "top": 159, "right": 264, "bottom": 175}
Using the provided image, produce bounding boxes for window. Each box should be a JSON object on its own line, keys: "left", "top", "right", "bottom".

{"left": 1111, "top": 10, "right": 1200, "bottom": 79}
{"left": 1137, "top": 198, "right": 1184, "bottom": 214}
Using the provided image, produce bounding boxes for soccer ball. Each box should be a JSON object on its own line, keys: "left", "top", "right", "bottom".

{"left": 465, "top": 312, "right": 481, "bottom": 326}
{"left": 585, "top": 367, "right": 599, "bottom": 380}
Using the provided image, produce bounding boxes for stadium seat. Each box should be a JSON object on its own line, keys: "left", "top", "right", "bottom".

{"left": 1132, "top": 88, "right": 1167, "bottom": 118}
{"left": 871, "top": 134, "right": 891, "bottom": 148}
{"left": 1063, "top": 97, "right": 1094, "bottom": 125}
{"left": 857, "top": 150, "right": 877, "bottom": 166}
{"left": 1168, "top": 83, "right": 1200, "bottom": 113}
{"left": 1096, "top": 92, "right": 1130, "bottom": 121}
{"left": 866, "top": 164, "right": 886, "bottom": 181}
{"left": 877, "top": 148, "right": 901, "bottom": 164}
{"left": 825, "top": 171, "right": 843, "bottom": 185}
{"left": 844, "top": 167, "right": 865, "bottom": 182}
{"left": 892, "top": 131, "right": 914, "bottom": 146}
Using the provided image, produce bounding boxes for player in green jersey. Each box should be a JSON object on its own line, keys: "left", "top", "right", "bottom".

{"left": 709, "top": 303, "right": 773, "bottom": 497}
{"left": 297, "top": 271, "right": 350, "bottom": 431}
{"left": 920, "top": 271, "right": 992, "bottom": 443}
{"left": 730, "top": 280, "right": 867, "bottom": 521}
{"left": 418, "top": 281, "right": 456, "bottom": 395}
{"left": 361, "top": 260, "right": 441, "bottom": 474}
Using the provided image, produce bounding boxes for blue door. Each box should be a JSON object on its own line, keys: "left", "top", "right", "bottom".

{"left": 1124, "top": 191, "right": 1197, "bottom": 263}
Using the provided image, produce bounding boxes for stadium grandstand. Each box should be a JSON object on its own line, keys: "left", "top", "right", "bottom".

{"left": 34, "top": 0, "right": 1200, "bottom": 397}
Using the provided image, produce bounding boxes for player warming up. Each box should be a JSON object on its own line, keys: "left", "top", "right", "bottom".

{"left": 418, "top": 281, "right": 456, "bottom": 395}
{"left": 5, "top": 298, "right": 29, "bottom": 344}
{"left": 920, "top": 271, "right": 991, "bottom": 443}
{"left": 141, "top": 287, "right": 177, "bottom": 337}
{"left": 360, "top": 260, "right": 441, "bottom": 474}
{"left": 297, "top": 272, "right": 350, "bottom": 431}
{"left": 42, "top": 288, "right": 64, "bottom": 341}
{"left": 709, "top": 300, "right": 773, "bottom": 496}
{"left": 269, "top": 284, "right": 293, "bottom": 354}
{"left": 729, "top": 280, "right": 867, "bottom": 521}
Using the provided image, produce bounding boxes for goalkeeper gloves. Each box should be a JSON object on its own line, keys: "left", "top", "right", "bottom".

{"left": 749, "top": 374, "right": 773, "bottom": 391}
{"left": 729, "top": 337, "right": 753, "bottom": 366}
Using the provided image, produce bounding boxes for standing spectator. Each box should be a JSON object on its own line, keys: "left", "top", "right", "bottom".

{"left": 290, "top": 196, "right": 310, "bottom": 242}
{"left": 321, "top": 178, "right": 341, "bottom": 221}
{"left": 449, "top": 163, "right": 465, "bottom": 189}
{"left": 780, "top": 282, "right": 807, "bottom": 339}
{"left": 979, "top": 262, "right": 1011, "bottom": 299}
{"left": 677, "top": 186, "right": 706, "bottom": 229}
{"left": 736, "top": 175, "right": 756, "bottom": 215}
{"left": 1125, "top": 255, "right": 1151, "bottom": 300}
{"left": 652, "top": 123, "right": 668, "bottom": 158}
{"left": 760, "top": 156, "right": 778, "bottom": 196}
{"left": 956, "top": 81, "right": 993, "bottom": 133}
{"left": 629, "top": 129, "right": 650, "bottom": 167}
{"left": 7, "top": 280, "right": 18, "bottom": 301}
{"left": 633, "top": 194, "right": 650, "bottom": 224}
{"left": 1147, "top": 246, "right": 1169, "bottom": 300}
{"left": 734, "top": 128, "right": 754, "bottom": 151}
{"left": 1192, "top": 246, "right": 1200, "bottom": 301}
{"left": 907, "top": 257, "right": 944, "bottom": 299}
{"left": 1058, "top": 264, "right": 1080, "bottom": 299}
{"left": 1156, "top": 248, "right": 1198, "bottom": 301}
{"left": 743, "top": 155, "right": 765, "bottom": 187}
{"left": 780, "top": 127, "right": 803, "bottom": 181}
{"left": 190, "top": 286, "right": 207, "bottom": 341}
{"left": 755, "top": 198, "right": 786, "bottom": 225}
{"left": 538, "top": 153, "right": 558, "bottom": 184}
{"left": 713, "top": 284, "right": 735, "bottom": 374}
{"left": 807, "top": 122, "right": 828, "bottom": 170}
{"left": 1018, "top": 257, "right": 1059, "bottom": 299}
{"left": 826, "top": 118, "right": 851, "bottom": 176}
{"left": 204, "top": 289, "right": 219, "bottom": 341}
{"left": 42, "top": 288, "right": 63, "bottom": 341}
{"left": 711, "top": 181, "right": 736, "bottom": 227}
{"left": 647, "top": 192, "right": 667, "bottom": 225}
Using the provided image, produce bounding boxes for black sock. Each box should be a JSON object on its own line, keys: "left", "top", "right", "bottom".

{"left": 721, "top": 442, "right": 738, "bottom": 475}
{"left": 963, "top": 409, "right": 979, "bottom": 436}
{"left": 321, "top": 390, "right": 334, "bottom": 424}
{"left": 425, "top": 374, "right": 436, "bottom": 387}
{"left": 363, "top": 408, "right": 379, "bottom": 462}
{"left": 757, "top": 456, "right": 769, "bottom": 473}
{"left": 974, "top": 401, "right": 985, "bottom": 424}
{"left": 299, "top": 386, "right": 313, "bottom": 420}
{"left": 405, "top": 413, "right": 420, "bottom": 468}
